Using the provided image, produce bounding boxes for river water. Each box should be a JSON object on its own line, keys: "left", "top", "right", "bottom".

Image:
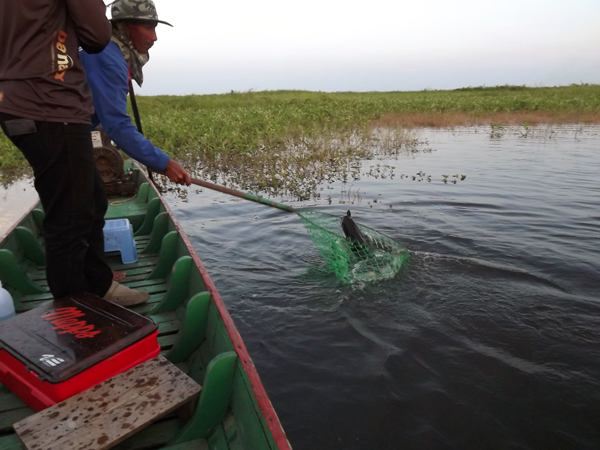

{"left": 1, "top": 126, "right": 597, "bottom": 449}
{"left": 168, "top": 125, "right": 600, "bottom": 450}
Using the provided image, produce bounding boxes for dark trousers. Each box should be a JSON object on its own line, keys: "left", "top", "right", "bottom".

{"left": 0, "top": 113, "right": 113, "bottom": 299}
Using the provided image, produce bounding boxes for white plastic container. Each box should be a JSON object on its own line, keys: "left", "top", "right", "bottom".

{"left": 0, "top": 281, "right": 15, "bottom": 322}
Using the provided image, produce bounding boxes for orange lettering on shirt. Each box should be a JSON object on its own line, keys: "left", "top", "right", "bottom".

{"left": 57, "top": 30, "right": 68, "bottom": 43}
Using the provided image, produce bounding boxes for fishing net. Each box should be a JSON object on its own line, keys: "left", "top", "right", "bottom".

{"left": 296, "top": 210, "right": 409, "bottom": 284}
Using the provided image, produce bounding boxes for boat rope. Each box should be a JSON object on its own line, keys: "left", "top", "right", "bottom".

{"left": 109, "top": 194, "right": 138, "bottom": 207}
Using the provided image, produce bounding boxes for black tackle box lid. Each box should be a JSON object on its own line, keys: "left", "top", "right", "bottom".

{"left": 0, "top": 294, "right": 157, "bottom": 383}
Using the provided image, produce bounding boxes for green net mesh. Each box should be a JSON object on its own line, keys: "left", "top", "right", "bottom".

{"left": 297, "top": 210, "right": 409, "bottom": 284}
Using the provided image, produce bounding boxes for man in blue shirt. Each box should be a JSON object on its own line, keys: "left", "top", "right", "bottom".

{"left": 79, "top": 0, "right": 191, "bottom": 306}
{"left": 80, "top": 0, "right": 191, "bottom": 186}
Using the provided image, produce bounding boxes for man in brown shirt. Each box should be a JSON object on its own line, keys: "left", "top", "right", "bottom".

{"left": 0, "top": 0, "right": 149, "bottom": 305}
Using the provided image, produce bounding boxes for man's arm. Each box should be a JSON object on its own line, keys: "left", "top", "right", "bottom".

{"left": 66, "top": 0, "right": 112, "bottom": 54}
{"left": 85, "top": 56, "right": 171, "bottom": 171}
{"left": 81, "top": 45, "right": 190, "bottom": 185}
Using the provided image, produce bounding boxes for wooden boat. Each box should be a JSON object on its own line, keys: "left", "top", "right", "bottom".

{"left": 0, "top": 161, "right": 291, "bottom": 449}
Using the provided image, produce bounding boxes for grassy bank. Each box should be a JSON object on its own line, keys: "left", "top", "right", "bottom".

{"left": 134, "top": 84, "right": 600, "bottom": 156}
{"left": 2, "top": 85, "right": 600, "bottom": 193}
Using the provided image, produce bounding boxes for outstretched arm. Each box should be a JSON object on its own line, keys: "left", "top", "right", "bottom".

{"left": 81, "top": 44, "right": 191, "bottom": 185}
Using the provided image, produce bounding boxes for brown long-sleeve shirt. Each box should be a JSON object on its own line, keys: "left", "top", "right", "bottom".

{"left": 0, "top": 0, "right": 112, "bottom": 124}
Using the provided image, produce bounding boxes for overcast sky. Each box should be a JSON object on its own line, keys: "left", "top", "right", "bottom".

{"left": 106, "top": 0, "right": 599, "bottom": 96}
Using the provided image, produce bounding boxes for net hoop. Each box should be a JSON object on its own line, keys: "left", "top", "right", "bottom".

{"left": 296, "top": 210, "right": 409, "bottom": 284}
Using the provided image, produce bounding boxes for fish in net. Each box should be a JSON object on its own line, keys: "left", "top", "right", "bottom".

{"left": 297, "top": 210, "right": 409, "bottom": 284}
{"left": 189, "top": 177, "right": 409, "bottom": 284}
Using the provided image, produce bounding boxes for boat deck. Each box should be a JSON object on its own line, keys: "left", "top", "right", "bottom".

{"left": 0, "top": 174, "right": 288, "bottom": 450}
{"left": 0, "top": 240, "right": 249, "bottom": 450}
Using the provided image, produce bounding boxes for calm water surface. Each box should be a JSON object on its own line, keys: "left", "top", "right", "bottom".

{"left": 169, "top": 126, "right": 600, "bottom": 450}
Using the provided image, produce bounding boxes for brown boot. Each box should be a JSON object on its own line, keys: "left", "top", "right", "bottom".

{"left": 103, "top": 281, "right": 149, "bottom": 307}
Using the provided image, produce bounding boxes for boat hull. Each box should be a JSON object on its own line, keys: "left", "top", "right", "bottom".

{"left": 0, "top": 162, "right": 291, "bottom": 449}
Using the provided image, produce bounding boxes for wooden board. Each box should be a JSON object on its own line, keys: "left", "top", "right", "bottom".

{"left": 13, "top": 356, "right": 201, "bottom": 450}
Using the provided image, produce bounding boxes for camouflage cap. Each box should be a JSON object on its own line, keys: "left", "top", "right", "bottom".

{"left": 110, "top": 0, "right": 173, "bottom": 27}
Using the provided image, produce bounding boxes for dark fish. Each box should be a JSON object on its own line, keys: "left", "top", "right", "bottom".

{"left": 341, "top": 210, "right": 366, "bottom": 246}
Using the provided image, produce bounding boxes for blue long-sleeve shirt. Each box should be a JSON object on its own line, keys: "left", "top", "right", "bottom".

{"left": 80, "top": 42, "right": 170, "bottom": 171}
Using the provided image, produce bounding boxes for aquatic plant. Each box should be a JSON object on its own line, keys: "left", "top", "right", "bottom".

{"left": 1, "top": 84, "right": 599, "bottom": 196}
{"left": 490, "top": 122, "right": 506, "bottom": 138}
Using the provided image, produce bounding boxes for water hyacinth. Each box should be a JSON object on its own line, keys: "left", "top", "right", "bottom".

{"left": 2, "top": 85, "right": 599, "bottom": 190}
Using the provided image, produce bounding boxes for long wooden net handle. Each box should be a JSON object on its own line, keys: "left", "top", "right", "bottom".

{"left": 190, "top": 177, "right": 296, "bottom": 213}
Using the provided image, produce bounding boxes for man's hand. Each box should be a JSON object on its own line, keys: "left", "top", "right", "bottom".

{"left": 163, "top": 159, "right": 191, "bottom": 185}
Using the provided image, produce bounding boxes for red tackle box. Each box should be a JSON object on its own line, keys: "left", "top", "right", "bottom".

{"left": 0, "top": 294, "right": 159, "bottom": 411}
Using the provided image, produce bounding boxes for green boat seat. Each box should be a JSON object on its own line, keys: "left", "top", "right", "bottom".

{"left": 170, "top": 352, "right": 237, "bottom": 444}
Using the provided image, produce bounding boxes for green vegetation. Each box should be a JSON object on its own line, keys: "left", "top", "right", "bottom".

{"left": 136, "top": 84, "right": 600, "bottom": 157}
{"left": 2, "top": 84, "right": 600, "bottom": 195}
{"left": 0, "top": 139, "right": 27, "bottom": 187}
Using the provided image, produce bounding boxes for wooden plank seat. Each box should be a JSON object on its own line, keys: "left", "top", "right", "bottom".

{"left": 0, "top": 316, "right": 246, "bottom": 448}
{"left": 13, "top": 356, "right": 201, "bottom": 450}
{"left": 0, "top": 349, "right": 240, "bottom": 449}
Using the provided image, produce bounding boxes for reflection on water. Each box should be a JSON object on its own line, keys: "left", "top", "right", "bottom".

{"left": 168, "top": 125, "right": 600, "bottom": 450}
{"left": 0, "top": 179, "right": 38, "bottom": 237}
